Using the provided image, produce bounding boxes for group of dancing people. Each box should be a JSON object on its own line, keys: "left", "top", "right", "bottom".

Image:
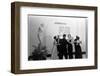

{"left": 52, "top": 34, "right": 82, "bottom": 59}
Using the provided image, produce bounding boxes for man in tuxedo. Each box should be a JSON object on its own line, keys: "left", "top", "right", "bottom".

{"left": 58, "top": 34, "right": 68, "bottom": 59}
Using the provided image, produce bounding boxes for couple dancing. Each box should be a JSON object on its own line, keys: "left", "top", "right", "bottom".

{"left": 52, "top": 34, "right": 82, "bottom": 59}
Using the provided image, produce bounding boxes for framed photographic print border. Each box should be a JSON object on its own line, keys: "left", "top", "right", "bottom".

{"left": 11, "top": 2, "right": 98, "bottom": 74}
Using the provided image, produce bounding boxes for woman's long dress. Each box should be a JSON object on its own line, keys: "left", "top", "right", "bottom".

{"left": 67, "top": 39, "right": 73, "bottom": 59}
{"left": 74, "top": 40, "right": 82, "bottom": 58}
{"left": 51, "top": 40, "right": 58, "bottom": 59}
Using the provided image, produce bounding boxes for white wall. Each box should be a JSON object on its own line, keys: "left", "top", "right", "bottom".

{"left": 0, "top": 0, "right": 100, "bottom": 76}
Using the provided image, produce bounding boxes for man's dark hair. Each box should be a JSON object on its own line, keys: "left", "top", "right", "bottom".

{"left": 63, "top": 34, "right": 66, "bottom": 37}
{"left": 76, "top": 36, "right": 80, "bottom": 40}
{"left": 54, "top": 36, "right": 56, "bottom": 40}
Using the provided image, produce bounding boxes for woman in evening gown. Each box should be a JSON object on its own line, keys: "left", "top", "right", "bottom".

{"left": 74, "top": 36, "right": 82, "bottom": 59}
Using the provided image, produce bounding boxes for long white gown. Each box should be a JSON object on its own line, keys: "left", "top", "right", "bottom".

{"left": 51, "top": 40, "right": 58, "bottom": 59}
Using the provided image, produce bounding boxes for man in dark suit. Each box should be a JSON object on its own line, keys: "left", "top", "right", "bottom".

{"left": 58, "top": 34, "right": 68, "bottom": 59}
